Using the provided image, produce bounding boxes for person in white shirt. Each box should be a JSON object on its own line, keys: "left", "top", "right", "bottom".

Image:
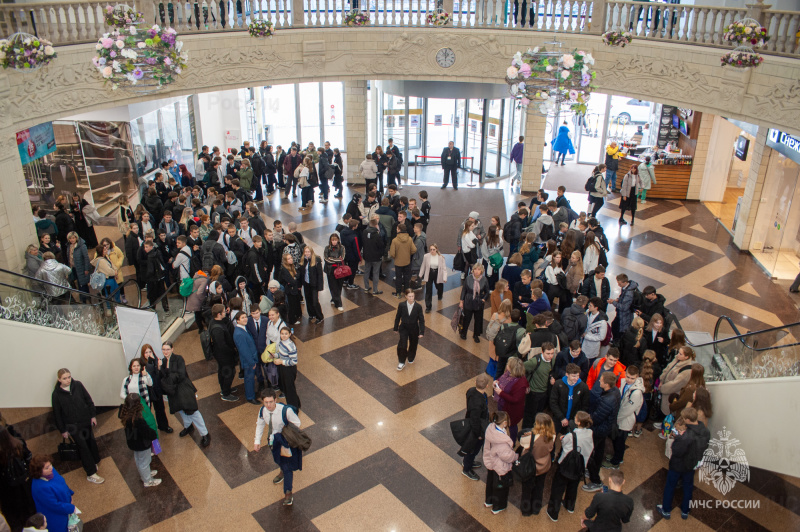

{"left": 253, "top": 389, "right": 302, "bottom": 506}
{"left": 238, "top": 218, "right": 257, "bottom": 248}
{"left": 172, "top": 236, "right": 192, "bottom": 280}
{"left": 120, "top": 358, "right": 153, "bottom": 405}
{"left": 582, "top": 297, "right": 608, "bottom": 360}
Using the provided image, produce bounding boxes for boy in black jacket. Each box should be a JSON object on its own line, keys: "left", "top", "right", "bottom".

{"left": 550, "top": 363, "right": 590, "bottom": 434}
{"left": 584, "top": 372, "right": 621, "bottom": 492}
{"left": 460, "top": 374, "right": 491, "bottom": 481}
{"left": 657, "top": 407, "right": 711, "bottom": 520}
{"left": 581, "top": 469, "right": 634, "bottom": 531}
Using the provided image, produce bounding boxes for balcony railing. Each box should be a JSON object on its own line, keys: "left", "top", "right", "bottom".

{"left": 0, "top": 0, "right": 798, "bottom": 56}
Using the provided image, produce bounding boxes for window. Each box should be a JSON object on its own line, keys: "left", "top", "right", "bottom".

{"left": 322, "top": 82, "right": 345, "bottom": 150}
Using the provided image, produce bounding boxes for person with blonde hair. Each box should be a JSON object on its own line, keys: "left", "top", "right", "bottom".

{"left": 492, "top": 357, "right": 527, "bottom": 442}
{"left": 501, "top": 252, "right": 524, "bottom": 290}
{"left": 490, "top": 278, "right": 512, "bottom": 315}
{"left": 279, "top": 253, "right": 302, "bottom": 325}
{"left": 459, "top": 263, "right": 489, "bottom": 343}
{"left": 519, "top": 413, "right": 556, "bottom": 516}
{"left": 645, "top": 313, "right": 669, "bottom": 366}
{"left": 620, "top": 315, "right": 646, "bottom": 367}
{"left": 655, "top": 346, "right": 696, "bottom": 420}
{"left": 299, "top": 246, "right": 324, "bottom": 324}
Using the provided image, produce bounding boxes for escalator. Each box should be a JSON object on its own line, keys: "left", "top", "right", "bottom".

{"left": 670, "top": 313, "right": 800, "bottom": 381}
{"left": 0, "top": 267, "right": 188, "bottom": 407}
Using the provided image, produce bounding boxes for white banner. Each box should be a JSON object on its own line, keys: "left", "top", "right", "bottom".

{"left": 115, "top": 307, "right": 163, "bottom": 364}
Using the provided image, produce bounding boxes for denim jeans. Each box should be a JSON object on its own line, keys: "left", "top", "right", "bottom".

{"left": 133, "top": 449, "right": 152, "bottom": 483}
{"left": 103, "top": 278, "right": 120, "bottom": 304}
{"left": 606, "top": 169, "right": 617, "bottom": 190}
{"left": 178, "top": 409, "right": 208, "bottom": 436}
{"left": 363, "top": 261, "right": 381, "bottom": 291}
{"left": 513, "top": 162, "right": 523, "bottom": 181}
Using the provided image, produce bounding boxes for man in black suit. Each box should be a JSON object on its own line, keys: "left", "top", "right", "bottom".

{"left": 441, "top": 141, "right": 461, "bottom": 190}
{"left": 246, "top": 307, "right": 270, "bottom": 393}
{"left": 393, "top": 288, "right": 425, "bottom": 370}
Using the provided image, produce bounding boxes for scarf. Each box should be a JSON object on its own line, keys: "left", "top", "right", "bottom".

{"left": 472, "top": 276, "right": 480, "bottom": 299}
{"left": 124, "top": 373, "right": 150, "bottom": 406}
{"left": 563, "top": 376, "right": 581, "bottom": 420}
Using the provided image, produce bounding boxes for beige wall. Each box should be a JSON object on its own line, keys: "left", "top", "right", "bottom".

{"left": 707, "top": 377, "right": 800, "bottom": 478}
{"left": 1, "top": 29, "right": 800, "bottom": 267}
{"left": 0, "top": 319, "right": 128, "bottom": 408}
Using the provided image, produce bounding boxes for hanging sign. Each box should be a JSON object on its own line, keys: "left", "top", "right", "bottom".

{"left": 17, "top": 122, "right": 56, "bottom": 165}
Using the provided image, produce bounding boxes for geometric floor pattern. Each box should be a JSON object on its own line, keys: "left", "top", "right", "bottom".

{"left": 5, "top": 179, "right": 800, "bottom": 531}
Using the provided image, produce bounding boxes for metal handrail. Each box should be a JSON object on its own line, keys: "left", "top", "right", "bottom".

{"left": 109, "top": 278, "right": 142, "bottom": 308}
{"left": 0, "top": 267, "right": 141, "bottom": 309}
{"left": 146, "top": 281, "right": 179, "bottom": 310}
{"left": 670, "top": 311, "right": 800, "bottom": 352}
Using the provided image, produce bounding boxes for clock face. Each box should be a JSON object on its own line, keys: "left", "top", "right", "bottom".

{"left": 436, "top": 48, "right": 455, "bottom": 68}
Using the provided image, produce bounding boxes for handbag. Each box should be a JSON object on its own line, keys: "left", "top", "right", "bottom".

{"left": 67, "top": 512, "right": 83, "bottom": 532}
{"left": 261, "top": 342, "right": 277, "bottom": 363}
{"left": 58, "top": 437, "right": 81, "bottom": 462}
{"left": 89, "top": 262, "right": 107, "bottom": 291}
{"left": 485, "top": 358, "right": 498, "bottom": 378}
{"left": 333, "top": 264, "right": 352, "bottom": 280}
{"left": 488, "top": 252, "right": 504, "bottom": 271}
{"left": 151, "top": 439, "right": 162, "bottom": 455}
{"left": 513, "top": 451, "right": 537, "bottom": 482}
{"left": 450, "top": 307, "right": 463, "bottom": 333}
{"left": 452, "top": 250, "right": 466, "bottom": 272}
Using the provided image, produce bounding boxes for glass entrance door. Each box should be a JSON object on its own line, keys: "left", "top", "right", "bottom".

{"left": 753, "top": 153, "right": 800, "bottom": 278}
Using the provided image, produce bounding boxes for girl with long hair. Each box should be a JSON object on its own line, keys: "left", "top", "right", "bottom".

{"left": 582, "top": 231, "right": 601, "bottom": 275}
{"left": 619, "top": 163, "right": 641, "bottom": 226}
{"left": 120, "top": 393, "right": 161, "bottom": 487}
{"left": 519, "top": 233, "right": 539, "bottom": 271}
{"left": 275, "top": 327, "right": 301, "bottom": 410}
{"left": 421, "top": 242, "right": 448, "bottom": 312}
{"left": 482, "top": 224, "right": 505, "bottom": 289}
{"left": 140, "top": 344, "right": 172, "bottom": 433}
{"left": 0, "top": 423, "right": 35, "bottom": 529}
{"left": 563, "top": 250, "right": 583, "bottom": 312}
{"left": 501, "top": 252, "right": 523, "bottom": 291}
{"left": 279, "top": 254, "right": 302, "bottom": 325}
{"left": 544, "top": 250, "right": 564, "bottom": 304}
{"left": 666, "top": 328, "right": 685, "bottom": 366}
{"left": 620, "top": 315, "right": 646, "bottom": 367}
{"left": 461, "top": 220, "right": 478, "bottom": 269}
{"left": 300, "top": 246, "right": 325, "bottom": 323}
{"left": 687, "top": 386, "right": 713, "bottom": 425}
{"left": 645, "top": 313, "right": 670, "bottom": 366}
{"left": 559, "top": 231, "right": 577, "bottom": 269}
{"left": 632, "top": 349, "right": 660, "bottom": 437}
{"left": 519, "top": 413, "right": 556, "bottom": 516}
{"left": 668, "top": 363, "right": 706, "bottom": 419}
{"left": 323, "top": 233, "right": 345, "bottom": 310}
{"left": 492, "top": 357, "right": 527, "bottom": 442}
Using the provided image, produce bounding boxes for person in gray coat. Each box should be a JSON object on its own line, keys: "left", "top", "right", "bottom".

{"left": 610, "top": 273, "right": 639, "bottom": 339}
{"left": 411, "top": 223, "right": 427, "bottom": 280}
{"left": 66, "top": 232, "right": 91, "bottom": 302}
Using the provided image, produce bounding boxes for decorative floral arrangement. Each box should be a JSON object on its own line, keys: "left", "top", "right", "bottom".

{"left": 721, "top": 50, "right": 763, "bottom": 68}
{"left": 506, "top": 47, "right": 596, "bottom": 115}
{"left": 344, "top": 10, "right": 370, "bottom": 26}
{"left": 723, "top": 21, "right": 769, "bottom": 47}
{"left": 0, "top": 34, "right": 57, "bottom": 71}
{"left": 248, "top": 19, "right": 275, "bottom": 38}
{"left": 104, "top": 4, "right": 143, "bottom": 28}
{"left": 92, "top": 24, "right": 188, "bottom": 91}
{"left": 601, "top": 30, "right": 633, "bottom": 47}
{"left": 427, "top": 10, "right": 451, "bottom": 26}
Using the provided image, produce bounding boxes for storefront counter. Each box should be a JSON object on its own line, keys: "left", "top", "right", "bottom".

{"left": 615, "top": 156, "right": 691, "bottom": 199}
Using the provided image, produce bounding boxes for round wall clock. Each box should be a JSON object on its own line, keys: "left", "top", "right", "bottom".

{"left": 436, "top": 47, "right": 455, "bottom": 68}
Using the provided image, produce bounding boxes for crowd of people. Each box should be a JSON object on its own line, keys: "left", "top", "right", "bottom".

{"left": 2, "top": 135, "right": 718, "bottom": 531}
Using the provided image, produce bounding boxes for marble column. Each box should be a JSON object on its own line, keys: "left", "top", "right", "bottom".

{"left": 734, "top": 126, "right": 772, "bottom": 250}
{"left": 520, "top": 109, "right": 547, "bottom": 194}
{"left": 0, "top": 132, "right": 37, "bottom": 273}
{"left": 345, "top": 80, "right": 368, "bottom": 185}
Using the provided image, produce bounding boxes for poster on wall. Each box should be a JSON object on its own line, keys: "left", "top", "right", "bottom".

{"left": 410, "top": 115, "right": 420, "bottom": 128}
{"left": 399, "top": 116, "right": 405, "bottom": 128}
{"left": 454, "top": 116, "right": 460, "bottom": 128}
{"left": 434, "top": 115, "right": 442, "bottom": 126}
{"left": 489, "top": 124, "right": 497, "bottom": 137}
{"left": 470, "top": 120, "right": 478, "bottom": 133}
{"left": 386, "top": 115, "right": 395, "bottom": 128}
{"left": 17, "top": 122, "right": 57, "bottom": 165}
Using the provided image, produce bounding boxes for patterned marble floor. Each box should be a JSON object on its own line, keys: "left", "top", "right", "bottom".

{"left": 5, "top": 179, "right": 800, "bottom": 532}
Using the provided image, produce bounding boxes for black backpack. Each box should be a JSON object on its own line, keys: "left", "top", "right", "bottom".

{"left": 502, "top": 220, "right": 516, "bottom": 243}
{"left": 559, "top": 432, "right": 586, "bottom": 481}
{"left": 584, "top": 175, "right": 599, "bottom": 193}
{"left": 539, "top": 223, "right": 554, "bottom": 243}
{"left": 631, "top": 286, "right": 644, "bottom": 310}
{"left": 199, "top": 329, "right": 213, "bottom": 361}
{"left": 494, "top": 323, "right": 520, "bottom": 359}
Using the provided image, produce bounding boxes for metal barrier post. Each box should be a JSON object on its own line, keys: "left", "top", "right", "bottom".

{"left": 411, "top": 155, "right": 420, "bottom": 185}
{"left": 466, "top": 157, "right": 477, "bottom": 187}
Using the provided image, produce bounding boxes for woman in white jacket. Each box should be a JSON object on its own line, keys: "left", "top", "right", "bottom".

{"left": 607, "top": 369, "right": 645, "bottom": 468}
{"left": 461, "top": 220, "right": 479, "bottom": 269}
{"left": 544, "top": 250, "right": 564, "bottom": 304}
{"left": 582, "top": 232, "right": 602, "bottom": 275}
{"left": 582, "top": 299, "right": 608, "bottom": 360}
{"left": 359, "top": 153, "right": 378, "bottom": 191}
{"left": 420, "top": 243, "right": 447, "bottom": 313}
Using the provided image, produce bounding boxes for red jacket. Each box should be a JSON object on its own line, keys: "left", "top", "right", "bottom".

{"left": 586, "top": 357, "right": 627, "bottom": 390}
{"left": 497, "top": 377, "right": 527, "bottom": 427}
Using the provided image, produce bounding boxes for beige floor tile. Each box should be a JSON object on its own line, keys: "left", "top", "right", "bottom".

{"left": 364, "top": 345, "right": 449, "bottom": 385}
{"left": 218, "top": 400, "right": 314, "bottom": 450}
{"left": 313, "top": 484, "right": 434, "bottom": 532}
{"left": 635, "top": 241, "right": 693, "bottom": 265}
{"left": 64, "top": 457, "right": 136, "bottom": 522}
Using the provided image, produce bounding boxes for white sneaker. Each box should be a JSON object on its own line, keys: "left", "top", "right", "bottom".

{"left": 87, "top": 474, "right": 105, "bottom": 484}
{"left": 337, "top": 306, "right": 344, "bottom": 311}
{"left": 144, "top": 478, "right": 162, "bottom": 487}
{"left": 653, "top": 422, "right": 662, "bottom": 430}
{"left": 397, "top": 363, "right": 405, "bottom": 371}
{"left": 150, "top": 470, "right": 158, "bottom": 477}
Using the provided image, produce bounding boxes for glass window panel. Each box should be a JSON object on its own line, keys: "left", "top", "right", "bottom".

{"left": 608, "top": 95, "right": 657, "bottom": 147}
{"left": 299, "top": 82, "right": 321, "bottom": 148}
{"left": 264, "top": 84, "right": 298, "bottom": 148}
{"left": 408, "top": 97, "right": 424, "bottom": 164}
{"left": 465, "top": 99, "right": 483, "bottom": 174}
{"left": 486, "top": 99, "right": 503, "bottom": 178}
{"left": 578, "top": 93, "right": 609, "bottom": 165}
{"left": 141, "top": 110, "right": 161, "bottom": 174}
{"left": 383, "top": 93, "right": 405, "bottom": 155}
{"left": 322, "top": 82, "right": 345, "bottom": 151}
{"left": 176, "top": 98, "right": 194, "bottom": 174}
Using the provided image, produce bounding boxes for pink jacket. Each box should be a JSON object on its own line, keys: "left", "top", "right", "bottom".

{"left": 483, "top": 423, "right": 517, "bottom": 476}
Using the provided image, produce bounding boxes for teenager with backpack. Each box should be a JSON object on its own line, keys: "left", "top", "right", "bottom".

{"left": 583, "top": 372, "right": 622, "bottom": 493}
{"left": 253, "top": 388, "right": 303, "bottom": 507}
{"left": 586, "top": 164, "right": 608, "bottom": 218}
{"left": 604, "top": 365, "right": 644, "bottom": 469}
{"left": 546, "top": 410, "right": 594, "bottom": 522}
{"left": 582, "top": 297, "right": 609, "bottom": 361}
